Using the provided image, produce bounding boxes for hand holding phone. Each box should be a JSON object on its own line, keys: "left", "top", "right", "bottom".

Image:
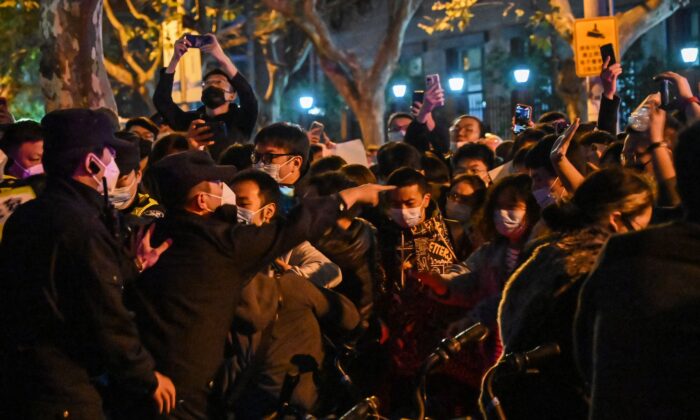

{"left": 513, "top": 104, "right": 533, "bottom": 134}
{"left": 308, "top": 121, "right": 325, "bottom": 144}
{"left": 184, "top": 34, "right": 213, "bottom": 49}
{"left": 425, "top": 74, "right": 444, "bottom": 107}
{"left": 600, "top": 44, "right": 616, "bottom": 68}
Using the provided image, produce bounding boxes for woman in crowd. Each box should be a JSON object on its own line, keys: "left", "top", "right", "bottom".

{"left": 443, "top": 174, "right": 487, "bottom": 258}
{"left": 489, "top": 167, "right": 654, "bottom": 419}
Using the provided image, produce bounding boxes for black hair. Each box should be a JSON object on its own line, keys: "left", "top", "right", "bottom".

{"left": 421, "top": 154, "right": 450, "bottom": 184}
{"left": 452, "top": 115, "right": 485, "bottom": 138}
{"left": 496, "top": 140, "right": 514, "bottom": 162}
{"left": 477, "top": 174, "right": 540, "bottom": 241}
{"left": 230, "top": 168, "right": 282, "bottom": 208}
{"left": 309, "top": 144, "right": 324, "bottom": 162}
{"left": 113, "top": 131, "right": 142, "bottom": 174}
{"left": 452, "top": 143, "right": 496, "bottom": 171}
{"left": 538, "top": 111, "right": 569, "bottom": 124}
{"left": 524, "top": 134, "right": 557, "bottom": 175}
{"left": 0, "top": 120, "right": 43, "bottom": 155}
{"left": 513, "top": 143, "right": 534, "bottom": 169}
{"left": 543, "top": 167, "right": 654, "bottom": 232}
{"left": 309, "top": 171, "right": 357, "bottom": 196}
{"left": 579, "top": 130, "right": 616, "bottom": 146}
{"left": 203, "top": 68, "right": 232, "bottom": 86}
{"left": 218, "top": 143, "right": 254, "bottom": 170}
{"left": 125, "top": 117, "right": 159, "bottom": 138}
{"left": 675, "top": 121, "right": 700, "bottom": 220}
{"left": 340, "top": 164, "right": 377, "bottom": 185}
{"left": 254, "top": 122, "right": 310, "bottom": 164}
{"left": 599, "top": 141, "right": 623, "bottom": 168}
{"left": 387, "top": 112, "right": 414, "bottom": 128}
{"left": 451, "top": 173, "right": 488, "bottom": 210}
{"left": 386, "top": 167, "right": 429, "bottom": 195}
{"left": 149, "top": 133, "right": 189, "bottom": 167}
{"left": 308, "top": 155, "right": 347, "bottom": 178}
{"left": 376, "top": 141, "right": 422, "bottom": 179}
{"left": 508, "top": 128, "right": 546, "bottom": 161}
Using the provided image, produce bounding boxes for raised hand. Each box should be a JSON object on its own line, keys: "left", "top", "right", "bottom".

{"left": 551, "top": 118, "right": 580, "bottom": 163}
{"left": 601, "top": 56, "right": 622, "bottom": 100}
{"left": 135, "top": 224, "right": 172, "bottom": 272}
{"left": 152, "top": 371, "right": 177, "bottom": 414}
{"left": 339, "top": 184, "right": 396, "bottom": 208}
{"left": 186, "top": 119, "right": 215, "bottom": 150}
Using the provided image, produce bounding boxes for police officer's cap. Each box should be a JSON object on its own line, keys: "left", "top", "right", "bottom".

{"left": 41, "top": 108, "right": 133, "bottom": 160}
{"left": 148, "top": 150, "right": 237, "bottom": 209}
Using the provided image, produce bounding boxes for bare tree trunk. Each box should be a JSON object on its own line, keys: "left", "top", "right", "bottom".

{"left": 354, "top": 94, "right": 386, "bottom": 146}
{"left": 40, "top": 0, "right": 117, "bottom": 113}
{"left": 264, "top": 0, "right": 422, "bottom": 146}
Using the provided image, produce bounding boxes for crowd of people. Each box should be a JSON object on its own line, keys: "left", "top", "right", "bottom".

{"left": 0, "top": 33, "right": 699, "bottom": 420}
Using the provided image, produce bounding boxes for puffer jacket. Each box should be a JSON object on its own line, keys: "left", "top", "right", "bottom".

{"left": 489, "top": 227, "right": 611, "bottom": 420}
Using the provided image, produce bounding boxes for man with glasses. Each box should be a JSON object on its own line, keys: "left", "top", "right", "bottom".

{"left": 153, "top": 33, "right": 258, "bottom": 159}
{"left": 252, "top": 123, "right": 310, "bottom": 214}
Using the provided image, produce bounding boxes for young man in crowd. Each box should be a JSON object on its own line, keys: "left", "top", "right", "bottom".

{"left": 451, "top": 143, "right": 496, "bottom": 185}
{"left": 0, "top": 120, "right": 44, "bottom": 180}
{"left": 449, "top": 115, "right": 485, "bottom": 151}
{"left": 112, "top": 131, "right": 165, "bottom": 222}
{"left": 0, "top": 109, "right": 175, "bottom": 419}
{"left": 123, "top": 149, "right": 390, "bottom": 418}
{"left": 386, "top": 112, "right": 413, "bottom": 142}
{"left": 252, "top": 122, "right": 310, "bottom": 213}
{"left": 153, "top": 34, "right": 258, "bottom": 159}
{"left": 230, "top": 169, "right": 342, "bottom": 288}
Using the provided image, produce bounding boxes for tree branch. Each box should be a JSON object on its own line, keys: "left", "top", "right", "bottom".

{"left": 104, "top": 0, "right": 147, "bottom": 81}
{"left": 368, "top": 0, "right": 422, "bottom": 90}
{"left": 124, "top": 0, "right": 156, "bottom": 28}
{"left": 548, "top": 0, "right": 575, "bottom": 45}
{"left": 617, "top": 0, "right": 686, "bottom": 54}
{"left": 104, "top": 57, "right": 134, "bottom": 86}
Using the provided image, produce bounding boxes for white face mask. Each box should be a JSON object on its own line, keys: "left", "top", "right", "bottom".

{"left": 494, "top": 208, "right": 527, "bottom": 238}
{"left": 389, "top": 206, "right": 424, "bottom": 229}
{"left": 201, "top": 183, "right": 236, "bottom": 213}
{"left": 109, "top": 176, "right": 137, "bottom": 210}
{"left": 446, "top": 199, "right": 472, "bottom": 223}
{"left": 10, "top": 162, "right": 44, "bottom": 179}
{"left": 254, "top": 157, "right": 295, "bottom": 184}
{"left": 236, "top": 205, "right": 269, "bottom": 225}
{"left": 90, "top": 154, "right": 120, "bottom": 194}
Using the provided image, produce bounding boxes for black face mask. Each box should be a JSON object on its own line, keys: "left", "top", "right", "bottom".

{"left": 201, "top": 86, "right": 227, "bottom": 109}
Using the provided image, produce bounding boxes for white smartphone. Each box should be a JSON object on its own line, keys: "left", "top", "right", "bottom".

{"left": 425, "top": 74, "right": 444, "bottom": 106}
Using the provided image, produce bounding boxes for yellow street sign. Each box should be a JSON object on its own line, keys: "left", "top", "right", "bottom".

{"left": 573, "top": 16, "right": 619, "bottom": 78}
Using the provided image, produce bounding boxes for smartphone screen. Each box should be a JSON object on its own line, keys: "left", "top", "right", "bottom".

{"left": 185, "top": 34, "right": 212, "bottom": 48}
{"left": 412, "top": 90, "right": 425, "bottom": 105}
{"left": 513, "top": 104, "right": 532, "bottom": 134}
{"left": 600, "top": 43, "right": 616, "bottom": 67}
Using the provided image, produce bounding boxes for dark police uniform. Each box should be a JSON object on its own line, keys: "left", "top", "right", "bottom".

{"left": 0, "top": 178, "right": 158, "bottom": 419}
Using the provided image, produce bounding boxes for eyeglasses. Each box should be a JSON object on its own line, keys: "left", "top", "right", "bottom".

{"left": 251, "top": 152, "right": 297, "bottom": 165}
{"left": 202, "top": 79, "right": 234, "bottom": 93}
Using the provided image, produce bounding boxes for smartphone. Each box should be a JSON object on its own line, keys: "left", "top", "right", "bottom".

{"left": 195, "top": 121, "right": 227, "bottom": 143}
{"left": 309, "top": 121, "right": 325, "bottom": 143}
{"left": 425, "top": 74, "right": 444, "bottom": 106}
{"left": 600, "top": 43, "right": 616, "bottom": 67}
{"left": 412, "top": 90, "right": 425, "bottom": 105}
{"left": 659, "top": 79, "right": 671, "bottom": 110}
{"left": 513, "top": 104, "right": 533, "bottom": 134}
{"left": 185, "top": 34, "right": 213, "bottom": 48}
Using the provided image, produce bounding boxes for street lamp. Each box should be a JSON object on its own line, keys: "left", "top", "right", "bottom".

{"left": 392, "top": 84, "right": 407, "bottom": 98}
{"left": 448, "top": 76, "right": 465, "bottom": 92}
{"left": 513, "top": 68, "right": 531, "bottom": 84}
{"left": 681, "top": 47, "right": 699, "bottom": 64}
{"left": 299, "top": 96, "right": 314, "bottom": 110}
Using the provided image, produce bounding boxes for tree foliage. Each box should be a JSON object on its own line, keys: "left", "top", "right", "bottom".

{"left": 0, "top": 1, "right": 43, "bottom": 119}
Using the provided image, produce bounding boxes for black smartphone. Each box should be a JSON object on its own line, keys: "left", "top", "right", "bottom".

{"left": 309, "top": 121, "right": 325, "bottom": 142}
{"left": 185, "top": 34, "right": 213, "bottom": 48}
{"left": 412, "top": 90, "right": 425, "bottom": 105}
{"left": 513, "top": 104, "right": 533, "bottom": 134}
{"left": 196, "top": 121, "right": 227, "bottom": 143}
{"left": 600, "top": 43, "right": 616, "bottom": 67}
{"left": 659, "top": 79, "right": 671, "bottom": 110}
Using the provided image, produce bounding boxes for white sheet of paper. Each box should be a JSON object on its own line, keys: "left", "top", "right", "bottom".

{"left": 488, "top": 160, "right": 515, "bottom": 182}
{"left": 329, "top": 139, "right": 368, "bottom": 167}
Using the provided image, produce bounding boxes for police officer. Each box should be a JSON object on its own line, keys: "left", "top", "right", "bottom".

{"left": 0, "top": 109, "right": 176, "bottom": 419}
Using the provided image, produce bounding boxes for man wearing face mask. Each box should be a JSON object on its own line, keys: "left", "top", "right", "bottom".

{"left": 0, "top": 121, "right": 47, "bottom": 241}
{"left": 252, "top": 123, "right": 310, "bottom": 215}
{"left": 0, "top": 109, "right": 177, "bottom": 419}
{"left": 230, "top": 169, "right": 342, "bottom": 288}
{"left": 124, "top": 150, "right": 392, "bottom": 418}
{"left": 153, "top": 34, "right": 258, "bottom": 159}
{"left": 111, "top": 132, "right": 165, "bottom": 224}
